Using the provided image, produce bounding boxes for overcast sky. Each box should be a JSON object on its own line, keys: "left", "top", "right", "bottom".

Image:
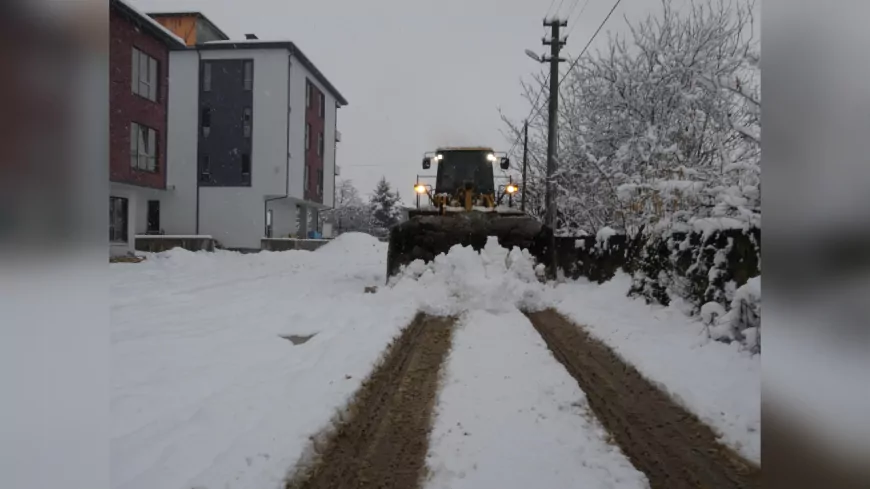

{"left": 131, "top": 0, "right": 707, "bottom": 202}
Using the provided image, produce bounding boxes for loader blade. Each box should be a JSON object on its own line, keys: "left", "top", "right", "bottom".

{"left": 386, "top": 212, "right": 551, "bottom": 279}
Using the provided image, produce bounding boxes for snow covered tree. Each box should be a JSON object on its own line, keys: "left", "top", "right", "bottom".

{"left": 368, "top": 177, "right": 403, "bottom": 237}
{"left": 322, "top": 179, "right": 372, "bottom": 235}
{"left": 506, "top": 0, "right": 760, "bottom": 237}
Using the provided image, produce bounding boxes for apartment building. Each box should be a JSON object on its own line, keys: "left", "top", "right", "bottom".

{"left": 151, "top": 14, "right": 348, "bottom": 249}
{"left": 109, "top": 0, "right": 186, "bottom": 256}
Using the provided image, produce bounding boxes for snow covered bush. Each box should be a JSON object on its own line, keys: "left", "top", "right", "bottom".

{"left": 706, "top": 276, "right": 761, "bottom": 353}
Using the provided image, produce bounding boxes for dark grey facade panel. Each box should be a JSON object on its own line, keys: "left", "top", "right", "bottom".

{"left": 197, "top": 58, "right": 254, "bottom": 187}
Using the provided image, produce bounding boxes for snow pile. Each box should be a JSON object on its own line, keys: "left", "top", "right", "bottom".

{"left": 315, "top": 232, "right": 382, "bottom": 255}
{"left": 390, "top": 237, "right": 550, "bottom": 316}
{"left": 552, "top": 273, "right": 761, "bottom": 462}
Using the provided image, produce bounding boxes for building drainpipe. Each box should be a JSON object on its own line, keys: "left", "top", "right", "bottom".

{"left": 195, "top": 48, "right": 202, "bottom": 234}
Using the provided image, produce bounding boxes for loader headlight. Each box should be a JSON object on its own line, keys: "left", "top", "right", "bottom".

{"left": 436, "top": 154, "right": 444, "bottom": 161}
{"left": 486, "top": 153, "right": 497, "bottom": 162}
{"left": 414, "top": 184, "right": 428, "bottom": 194}
{"left": 506, "top": 184, "right": 518, "bottom": 194}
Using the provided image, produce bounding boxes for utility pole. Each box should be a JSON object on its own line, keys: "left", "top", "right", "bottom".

{"left": 521, "top": 119, "right": 529, "bottom": 212}
{"left": 543, "top": 18, "right": 566, "bottom": 275}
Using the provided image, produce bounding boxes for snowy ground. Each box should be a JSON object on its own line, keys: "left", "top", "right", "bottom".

{"left": 424, "top": 309, "right": 647, "bottom": 489}
{"left": 111, "top": 234, "right": 760, "bottom": 489}
{"left": 550, "top": 275, "right": 761, "bottom": 463}
{"left": 111, "top": 234, "right": 416, "bottom": 489}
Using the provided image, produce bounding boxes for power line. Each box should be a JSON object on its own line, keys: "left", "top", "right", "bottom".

{"left": 519, "top": 0, "right": 621, "bottom": 130}
{"left": 554, "top": 0, "right": 569, "bottom": 18}
{"left": 544, "top": 0, "right": 560, "bottom": 20}
{"left": 559, "top": 0, "right": 624, "bottom": 85}
{"left": 565, "top": 0, "right": 588, "bottom": 28}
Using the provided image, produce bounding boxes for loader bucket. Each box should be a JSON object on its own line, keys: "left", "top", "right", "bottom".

{"left": 386, "top": 211, "right": 552, "bottom": 279}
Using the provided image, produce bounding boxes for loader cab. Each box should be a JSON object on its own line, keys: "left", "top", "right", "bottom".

{"left": 422, "top": 148, "right": 509, "bottom": 196}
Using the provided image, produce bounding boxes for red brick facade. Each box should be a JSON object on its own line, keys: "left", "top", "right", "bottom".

{"left": 109, "top": 7, "right": 170, "bottom": 189}
{"left": 304, "top": 79, "right": 325, "bottom": 203}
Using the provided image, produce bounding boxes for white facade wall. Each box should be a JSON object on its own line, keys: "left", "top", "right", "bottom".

{"left": 163, "top": 45, "right": 342, "bottom": 248}
{"left": 162, "top": 49, "right": 199, "bottom": 235}
{"left": 110, "top": 182, "right": 168, "bottom": 256}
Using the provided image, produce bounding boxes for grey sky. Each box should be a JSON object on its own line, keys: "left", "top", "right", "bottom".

{"left": 131, "top": 0, "right": 701, "bottom": 202}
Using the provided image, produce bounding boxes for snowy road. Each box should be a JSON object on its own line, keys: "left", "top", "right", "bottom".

{"left": 424, "top": 309, "right": 647, "bottom": 489}
{"left": 111, "top": 235, "right": 760, "bottom": 489}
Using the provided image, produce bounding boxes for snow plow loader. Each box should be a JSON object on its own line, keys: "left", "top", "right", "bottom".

{"left": 386, "top": 147, "right": 552, "bottom": 278}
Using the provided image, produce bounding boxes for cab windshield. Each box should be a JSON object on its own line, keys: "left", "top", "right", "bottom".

{"left": 435, "top": 150, "right": 495, "bottom": 195}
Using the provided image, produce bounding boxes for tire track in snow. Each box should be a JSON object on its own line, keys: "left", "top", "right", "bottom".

{"left": 526, "top": 309, "right": 761, "bottom": 489}
{"left": 286, "top": 314, "right": 455, "bottom": 489}
{"left": 423, "top": 308, "right": 647, "bottom": 489}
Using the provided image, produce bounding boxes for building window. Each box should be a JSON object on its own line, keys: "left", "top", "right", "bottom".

{"left": 304, "top": 163, "right": 309, "bottom": 193}
{"left": 243, "top": 107, "right": 252, "bottom": 138}
{"left": 305, "top": 123, "right": 310, "bottom": 151}
{"left": 241, "top": 153, "right": 251, "bottom": 184}
{"left": 109, "top": 196, "right": 128, "bottom": 243}
{"left": 319, "top": 92, "right": 325, "bottom": 118}
{"left": 317, "top": 132, "right": 324, "bottom": 156}
{"left": 203, "top": 62, "right": 212, "bottom": 92}
{"left": 243, "top": 61, "right": 253, "bottom": 90}
{"left": 317, "top": 169, "right": 323, "bottom": 195}
{"left": 265, "top": 209, "right": 273, "bottom": 238}
{"left": 201, "top": 107, "right": 211, "bottom": 137}
{"left": 199, "top": 154, "right": 210, "bottom": 182}
{"left": 130, "top": 122, "right": 158, "bottom": 172}
{"left": 132, "top": 47, "right": 158, "bottom": 101}
{"left": 306, "top": 82, "right": 311, "bottom": 107}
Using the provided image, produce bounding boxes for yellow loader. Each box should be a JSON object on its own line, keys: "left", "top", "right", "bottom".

{"left": 386, "top": 146, "right": 551, "bottom": 278}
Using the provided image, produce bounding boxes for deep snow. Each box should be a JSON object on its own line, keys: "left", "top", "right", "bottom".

{"left": 111, "top": 233, "right": 417, "bottom": 489}
{"left": 550, "top": 274, "right": 761, "bottom": 462}
{"left": 424, "top": 309, "right": 648, "bottom": 489}
{"left": 111, "top": 233, "right": 760, "bottom": 489}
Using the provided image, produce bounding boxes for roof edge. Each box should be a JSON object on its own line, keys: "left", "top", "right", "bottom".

{"left": 193, "top": 41, "right": 348, "bottom": 106}
{"left": 147, "top": 11, "right": 231, "bottom": 42}
{"left": 111, "top": 0, "right": 186, "bottom": 47}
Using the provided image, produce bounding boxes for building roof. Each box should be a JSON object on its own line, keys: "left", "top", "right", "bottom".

{"left": 146, "top": 11, "right": 231, "bottom": 42}
{"left": 198, "top": 40, "right": 348, "bottom": 106}
{"left": 110, "top": 0, "right": 186, "bottom": 47}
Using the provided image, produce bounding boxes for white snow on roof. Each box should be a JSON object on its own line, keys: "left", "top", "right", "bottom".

{"left": 204, "top": 39, "right": 294, "bottom": 45}
{"left": 116, "top": 0, "right": 185, "bottom": 46}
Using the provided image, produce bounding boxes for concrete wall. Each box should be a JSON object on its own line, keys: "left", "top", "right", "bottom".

{"left": 267, "top": 198, "right": 298, "bottom": 238}
{"left": 162, "top": 49, "right": 199, "bottom": 235}
{"left": 198, "top": 187, "right": 262, "bottom": 248}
